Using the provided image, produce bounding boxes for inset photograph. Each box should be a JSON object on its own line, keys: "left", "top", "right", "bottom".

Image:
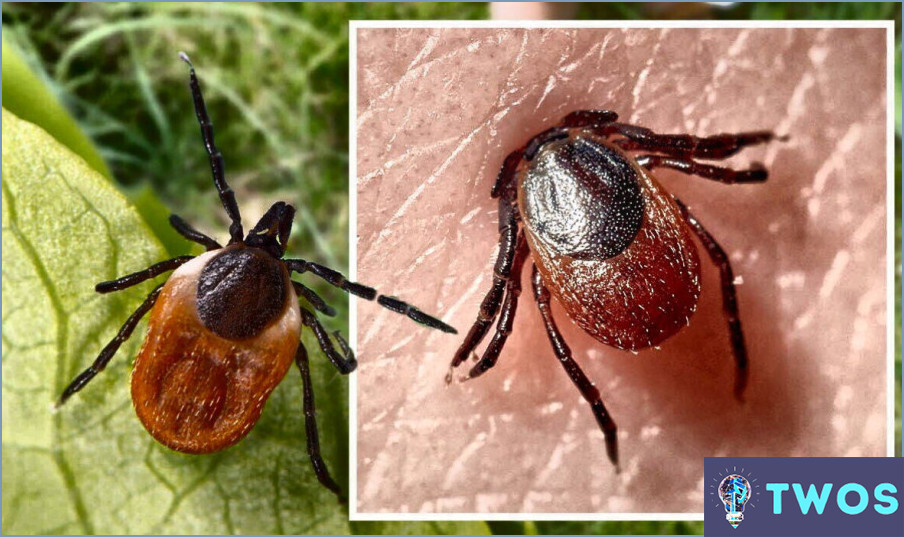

{"left": 353, "top": 24, "right": 892, "bottom": 515}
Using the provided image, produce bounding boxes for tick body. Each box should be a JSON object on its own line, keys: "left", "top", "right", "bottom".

{"left": 519, "top": 133, "right": 700, "bottom": 350}
{"left": 131, "top": 246, "right": 300, "bottom": 454}
{"left": 452, "top": 110, "right": 781, "bottom": 469}
{"left": 57, "top": 53, "right": 456, "bottom": 501}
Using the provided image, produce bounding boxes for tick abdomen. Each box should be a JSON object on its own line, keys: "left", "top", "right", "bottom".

{"left": 518, "top": 133, "right": 701, "bottom": 350}
{"left": 131, "top": 250, "right": 301, "bottom": 453}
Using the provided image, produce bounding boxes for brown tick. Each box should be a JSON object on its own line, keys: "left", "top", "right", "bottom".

{"left": 449, "top": 110, "right": 782, "bottom": 470}
{"left": 55, "top": 53, "right": 456, "bottom": 501}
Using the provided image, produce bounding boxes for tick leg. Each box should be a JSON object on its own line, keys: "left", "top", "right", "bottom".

{"left": 95, "top": 256, "right": 194, "bottom": 293}
{"left": 179, "top": 52, "right": 244, "bottom": 243}
{"left": 490, "top": 148, "right": 524, "bottom": 198}
{"left": 558, "top": 109, "right": 619, "bottom": 128}
{"left": 450, "top": 195, "right": 519, "bottom": 376}
{"left": 300, "top": 308, "right": 357, "bottom": 374}
{"left": 292, "top": 281, "right": 337, "bottom": 317}
{"left": 376, "top": 296, "right": 457, "bottom": 333}
{"left": 675, "top": 199, "right": 749, "bottom": 400}
{"left": 635, "top": 154, "right": 768, "bottom": 184}
{"left": 465, "top": 234, "right": 529, "bottom": 380}
{"left": 294, "top": 343, "right": 345, "bottom": 503}
{"left": 608, "top": 123, "right": 780, "bottom": 160}
{"left": 285, "top": 259, "right": 377, "bottom": 300}
{"left": 286, "top": 260, "right": 455, "bottom": 333}
{"left": 169, "top": 214, "right": 222, "bottom": 251}
{"left": 523, "top": 128, "right": 570, "bottom": 161}
{"left": 56, "top": 284, "right": 164, "bottom": 407}
{"left": 531, "top": 264, "right": 619, "bottom": 469}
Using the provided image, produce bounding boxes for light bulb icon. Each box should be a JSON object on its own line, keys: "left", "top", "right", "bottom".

{"left": 718, "top": 474, "right": 751, "bottom": 528}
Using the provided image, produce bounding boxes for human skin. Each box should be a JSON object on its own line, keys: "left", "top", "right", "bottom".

{"left": 489, "top": 2, "right": 578, "bottom": 19}
{"left": 355, "top": 28, "right": 888, "bottom": 514}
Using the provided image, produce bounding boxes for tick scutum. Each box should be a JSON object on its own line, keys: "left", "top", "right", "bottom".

{"left": 519, "top": 135, "right": 645, "bottom": 261}
{"left": 197, "top": 246, "right": 289, "bottom": 339}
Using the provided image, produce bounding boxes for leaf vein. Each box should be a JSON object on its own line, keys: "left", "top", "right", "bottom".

{"left": 2, "top": 180, "right": 94, "bottom": 534}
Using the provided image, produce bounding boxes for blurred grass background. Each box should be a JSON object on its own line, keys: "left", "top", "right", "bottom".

{"left": 2, "top": 2, "right": 900, "bottom": 535}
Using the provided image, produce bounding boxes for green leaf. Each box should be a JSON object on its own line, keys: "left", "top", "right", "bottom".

{"left": 2, "top": 36, "right": 188, "bottom": 258}
{"left": 123, "top": 184, "right": 195, "bottom": 257}
{"left": 895, "top": 40, "right": 901, "bottom": 137}
{"left": 1, "top": 109, "right": 488, "bottom": 535}
{"left": 1, "top": 36, "right": 111, "bottom": 180}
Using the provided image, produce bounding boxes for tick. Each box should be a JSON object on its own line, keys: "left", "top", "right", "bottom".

{"left": 450, "top": 110, "right": 782, "bottom": 469}
{"left": 55, "top": 53, "right": 456, "bottom": 501}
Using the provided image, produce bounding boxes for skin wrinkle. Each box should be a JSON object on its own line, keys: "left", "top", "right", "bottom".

{"left": 372, "top": 122, "right": 486, "bottom": 252}
{"left": 356, "top": 27, "right": 887, "bottom": 513}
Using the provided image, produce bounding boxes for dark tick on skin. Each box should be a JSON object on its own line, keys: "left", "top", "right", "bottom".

{"left": 450, "top": 109, "right": 782, "bottom": 471}
{"left": 56, "top": 52, "right": 457, "bottom": 503}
